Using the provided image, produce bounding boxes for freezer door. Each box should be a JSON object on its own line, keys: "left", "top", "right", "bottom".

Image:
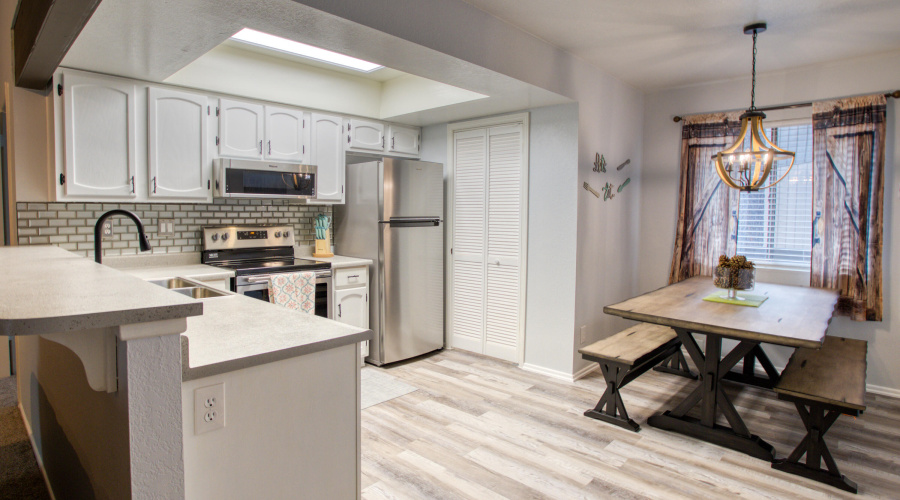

{"left": 379, "top": 221, "right": 444, "bottom": 364}
{"left": 382, "top": 159, "right": 443, "bottom": 219}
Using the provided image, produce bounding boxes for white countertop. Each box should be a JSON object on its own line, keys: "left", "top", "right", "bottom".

{"left": 305, "top": 255, "right": 373, "bottom": 269}
{"left": 0, "top": 246, "right": 203, "bottom": 336}
{"left": 121, "top": 264, "right": 234, "bottom": 282}
{"left": 180, "top": 293, "right": 371, "bottom": 381}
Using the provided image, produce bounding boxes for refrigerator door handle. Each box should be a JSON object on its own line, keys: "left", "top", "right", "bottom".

{"left": 378, "top": 217, "right": 441, "bottom": 227}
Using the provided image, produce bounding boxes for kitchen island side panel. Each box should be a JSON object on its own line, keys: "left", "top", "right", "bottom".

{"left": 182, "top": 343, "right": 359, "bottom": 499}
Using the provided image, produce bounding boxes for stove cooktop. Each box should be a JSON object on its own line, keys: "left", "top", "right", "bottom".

{"left": 209, "top": 257, "right": 331, "bottom": 274}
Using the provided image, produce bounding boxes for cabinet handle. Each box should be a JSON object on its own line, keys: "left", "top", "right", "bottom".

{"left": 391, "top": 137, "right": 395, "bottom": 149}
{"left": 268, "top": 140, "right": 271, "bottom": 155}
{"left": 338, "top": 304, "right": 342, "bottom": 318}
{"left": 382, "top": 136, "right": 385, "bottom": 148}
{"left": 152, "top": 177, "right": 157, "bottom": 193}
{"left": 348, "top": 275, "right": 359, "bottom": 279}
{"left": 347, "top": 135, "right": 350, "bottom": 144}
{"left": 131, "top": 176, "right": 135, "bottom": 193}
{"left": 259, "top": 140, "right": 262, "bottom": 154}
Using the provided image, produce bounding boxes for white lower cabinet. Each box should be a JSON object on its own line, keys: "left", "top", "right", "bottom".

{"left": 333, "top": 266, "right": 370, "bottom": 364}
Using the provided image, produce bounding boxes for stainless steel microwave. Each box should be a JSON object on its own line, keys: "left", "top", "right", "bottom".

{"left": 213, "top": 159, "right": 317, "bottom": 199}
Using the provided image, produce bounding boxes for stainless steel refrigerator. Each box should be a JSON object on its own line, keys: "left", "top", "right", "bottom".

{"left": 334, "top": 159, "right": 444, "bottom": 365}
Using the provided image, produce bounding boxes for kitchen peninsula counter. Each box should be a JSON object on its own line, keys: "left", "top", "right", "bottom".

{"left": 180, "top": 292, "right": 371, "bottom": 380}
{"left": 0, "top": 245, "right": 202, "bottom": 336}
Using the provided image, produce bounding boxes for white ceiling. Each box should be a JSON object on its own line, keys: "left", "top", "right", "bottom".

{"left": 460, "top": 0, "right": 900, "bottom": 91}
{"left": 60, "top": 0, "right": 570, "bottom": 126}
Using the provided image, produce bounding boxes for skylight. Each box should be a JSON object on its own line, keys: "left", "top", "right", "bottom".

{"left": 230, "top": 28, "right": 383, "bottom": 72}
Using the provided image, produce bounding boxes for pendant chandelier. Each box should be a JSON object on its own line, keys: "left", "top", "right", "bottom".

{"left": 715, "top": 22, "right": 795, "bottom": 192}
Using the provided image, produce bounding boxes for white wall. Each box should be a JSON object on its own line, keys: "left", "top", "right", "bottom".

{"left": 640, "top": 50, "right": 900, "bottom": 393}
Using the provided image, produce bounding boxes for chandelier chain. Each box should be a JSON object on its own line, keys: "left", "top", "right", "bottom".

{"left": 750, "top": 29, "right": 758, "bottom": 110}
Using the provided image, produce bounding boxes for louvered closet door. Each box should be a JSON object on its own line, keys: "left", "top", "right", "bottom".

{"left": 450, "top": 129, "right": 488, "bottom": 354}
{"left": 484, "top": 124, "right": 523, "bottom": 362}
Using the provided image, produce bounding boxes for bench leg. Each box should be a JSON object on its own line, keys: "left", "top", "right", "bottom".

{"left": 653, "top": 346, "right": 697, "bottom": 379}
{"left": 585, "top": 362, "right": 640, "bottom": 432}
{"left": 772, "top": 402, "right": 858, "bottom": 494}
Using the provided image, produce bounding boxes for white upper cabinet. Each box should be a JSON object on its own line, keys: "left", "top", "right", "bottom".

{"left": 264, "top": 106, "right": 309, "bottom": 163}
{"left": 61, "top": 71, "right": 137, "bottom": 198}
{"left": 147, "top": 87, "right": 210, "bottom": 200}
{"left": 387, "top": 124, "right": 420, "bottom": 157}
{"left": 345, "top": 118, "right": 385, "bottom": 153}
{"left": 311, "top": 112, "right": 345, "bottom": 204}
{"left": 218, "top": 99, "right": 264, "bottom": 159}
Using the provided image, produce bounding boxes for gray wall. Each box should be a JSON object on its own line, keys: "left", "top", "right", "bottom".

{"left": 639, "top": 50, "right": 900, "bottom": 393}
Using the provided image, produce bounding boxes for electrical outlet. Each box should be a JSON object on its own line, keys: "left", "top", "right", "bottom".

{"left": 194, "top": 383, "right": 225, "bottom": 435}
{"left": 158, "top": 219, "right": 175, "bottom": 237}
{"left": 102, "top": 220, "right": 114, "bottom": 240}
{"left": 580, "top": 325, "right": 588, "bottom": 345}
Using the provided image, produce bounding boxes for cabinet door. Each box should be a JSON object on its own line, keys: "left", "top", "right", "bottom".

{"left": 62, "top": 72, "right": 137, "bottom": 198}
{"left": 218, "top": 99, "right": 263, "bottom": 159}
{"left": 265, "top": 106, "right": 308, "bottom": 162}
{"left": 388, "top": 124, "right": 420, "bottom": 156}
{"left": 335, "top": 287, "right": 369, "bottom": 329}
{"left": 346, "top": 118, "right": 385, "bottom": 153}
{"left": 147, "top": 87, "right": 209, "bottom": 200}
{"left": 311, "top": 113, "right": 345, "bottom": 203}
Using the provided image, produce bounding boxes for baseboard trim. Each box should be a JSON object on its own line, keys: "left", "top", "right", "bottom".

{"left": 519, "top": 363, "right": 597, "bottom": 383}
{"left": 867, "top": 384, "right": 900, "bottom": 399}
{"left": 18, "top": 404, "right": 56, "bottom": 500}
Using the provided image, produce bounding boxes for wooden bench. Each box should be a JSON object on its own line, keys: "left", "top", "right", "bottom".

{"left": 773, "top": 336, "right": 867, "bottom": 494}
{"left": 578, "top": 323, "right": 695, "bottom": 432}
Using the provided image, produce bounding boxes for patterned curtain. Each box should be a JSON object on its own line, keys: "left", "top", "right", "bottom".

{"left": 811, "top": 95, "right": 886, "bottom": 321}
{"left": 669, "top": 113, "right": 743, "bottom": 284}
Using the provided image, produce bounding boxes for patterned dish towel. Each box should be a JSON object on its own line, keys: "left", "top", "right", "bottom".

{"left": 267, "top": 271, "right": 317, "bottom": 315}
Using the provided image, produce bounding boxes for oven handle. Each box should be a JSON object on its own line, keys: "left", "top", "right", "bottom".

{"left": 244, "top": 270, "right": 332, "bottom": 283}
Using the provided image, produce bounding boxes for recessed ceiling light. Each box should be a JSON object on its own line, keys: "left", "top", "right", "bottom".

{"left": 230, "top": 28, "right": 384, "bottom": 72}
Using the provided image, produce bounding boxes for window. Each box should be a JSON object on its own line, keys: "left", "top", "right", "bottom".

{"left": 735, "top": 122, "right": 813, "bottom": 269}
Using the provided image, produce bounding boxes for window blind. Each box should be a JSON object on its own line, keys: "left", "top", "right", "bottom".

{"left": 736, "top": 124, "right": 813, "bottom": 268}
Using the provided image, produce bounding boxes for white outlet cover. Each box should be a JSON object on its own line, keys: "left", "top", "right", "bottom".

{"left": 194, "top": 383, "right": 225, "bottom": 435}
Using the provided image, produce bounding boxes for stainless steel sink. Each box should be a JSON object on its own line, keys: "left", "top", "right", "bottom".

{"left": 148, "top": 277, "right": 196, "bottom": 289}
{"left": 147, "top": 276, "right": 231, "bottom": 300}
{"left": 172, "top": 287, "right": 229, "bottom": 299}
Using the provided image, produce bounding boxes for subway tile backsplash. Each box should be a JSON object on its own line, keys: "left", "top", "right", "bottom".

{"left": 16, "top": 199, "right": 332, "bottom": 258}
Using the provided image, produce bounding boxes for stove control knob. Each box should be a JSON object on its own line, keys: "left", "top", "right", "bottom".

{"left": 221, "top": 233, "right": 230, "bottom": 241}
{"left": 211, "top": 233, "right": 219, "bottom": 242}
{"left": 283, "top": 231, "right": 290, "bottom": 238}
{"left": 274, "top": 231, "right": 281, "bottom": 238}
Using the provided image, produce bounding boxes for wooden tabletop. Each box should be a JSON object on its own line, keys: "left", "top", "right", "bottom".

{"left": 604, "top": 277, "right": 839, "bottom": 349}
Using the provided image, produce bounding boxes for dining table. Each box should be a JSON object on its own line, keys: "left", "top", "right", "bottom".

{"left": 603, "top": 276, "right": 839, "bottom": 460}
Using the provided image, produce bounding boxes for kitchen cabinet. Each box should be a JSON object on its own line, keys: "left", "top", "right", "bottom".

{"left": 333, "top": 266, "right": 369, "bottom": 362}
{"left": 218, "top": 98, "right": 264, "bottom": 159}
{"left": 387, "top": 124, "right": 421, "bottom": 157}
{"left": 345, "top": 118, "right": 385, "bottom": 153}
{"left": 147, "top": 87, "right": 210, "bottom": 200}
{"left": 59, "top": 71, "right": 137, "bottom": 199}
{"left": 264, "top": 106, "right": 309, "bottom": 163}
{"left": 311, "top": 113, "right": 346, "bottom": 203}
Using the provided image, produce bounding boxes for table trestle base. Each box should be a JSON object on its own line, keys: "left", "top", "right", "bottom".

{"left": 653, "top": 348, "right": 698, "bottom": 379}
{"left": 722, "top": 344, "right": 780, "bottom": 389}
{"left": 648, "top": 411, "right": 776, "bottom": 461}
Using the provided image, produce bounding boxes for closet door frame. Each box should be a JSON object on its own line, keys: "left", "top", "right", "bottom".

{"left": 446, "top": 112, "right": 530, "bottom": 366}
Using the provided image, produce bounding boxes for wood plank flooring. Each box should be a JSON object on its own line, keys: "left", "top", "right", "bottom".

{"left": 361, "top": 349, "right": 900, "bottom": 499}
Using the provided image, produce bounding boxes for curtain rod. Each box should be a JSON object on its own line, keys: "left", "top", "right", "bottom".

{"left": 672, "top": 90, "right": 900, "bottom": 123}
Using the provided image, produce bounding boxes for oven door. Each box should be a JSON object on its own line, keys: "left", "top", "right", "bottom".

{"left": 235, "top": 271, "right": 332, "bottom": 318}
